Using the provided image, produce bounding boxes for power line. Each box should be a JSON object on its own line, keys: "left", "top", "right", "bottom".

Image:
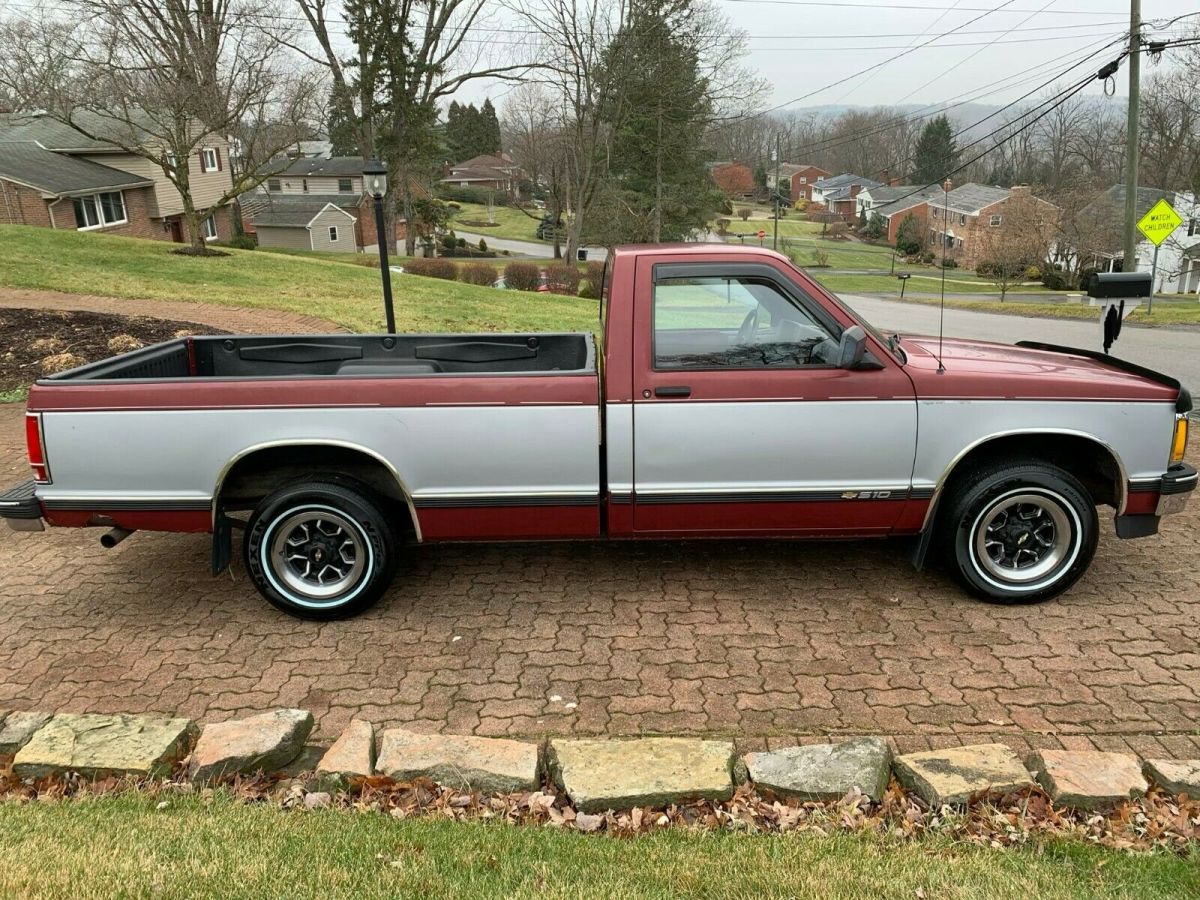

{"left": 752, "top": 31, "right": 1125, "bottom": 167}
{"left": 715, "top": 0, "right": 1125, "bottom": 13}
{"left": 747, "top": 0, "right": 1025, "bottom": 118}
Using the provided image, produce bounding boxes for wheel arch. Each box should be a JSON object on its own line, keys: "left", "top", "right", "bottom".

{"left": 213, "top": 439, "right": 421, "bottom": 542}
{"left": 911, "top": 428, "right": 1126, "bottom": 569}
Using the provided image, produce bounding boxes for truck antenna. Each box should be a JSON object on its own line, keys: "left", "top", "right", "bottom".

{"left": 935, "top": 180, "right": 949, "bottom": 374}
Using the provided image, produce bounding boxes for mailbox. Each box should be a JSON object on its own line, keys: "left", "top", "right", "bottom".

{"left": 1087, "top": 271, "right": 1151, "bottom": 299}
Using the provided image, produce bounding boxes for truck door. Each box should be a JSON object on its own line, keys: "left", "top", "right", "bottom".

{"left": 630, "top": 257, "right": 919, "bottom": 536}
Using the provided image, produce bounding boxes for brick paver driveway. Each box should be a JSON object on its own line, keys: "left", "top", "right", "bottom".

{"left": 4, "top": 403, "right": 1200, "bottom": 759}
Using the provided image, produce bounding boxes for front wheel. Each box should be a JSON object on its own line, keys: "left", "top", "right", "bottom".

{"left": 244, "top": 480, "right": 397, "bottom": 619}
{"left": 940, "top": 461, "right": 1098, "bottom": 604}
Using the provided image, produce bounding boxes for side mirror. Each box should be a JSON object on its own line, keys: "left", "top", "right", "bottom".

{"left": 837, "top": 325, "right": 867, "bottom": 369}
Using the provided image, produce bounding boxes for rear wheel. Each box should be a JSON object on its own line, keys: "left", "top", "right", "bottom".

{"left": 244, "top": 479, "right": 397, "bottom": 619}
{"left": 939, "top": 461, "right": 1098, "bottom": 604}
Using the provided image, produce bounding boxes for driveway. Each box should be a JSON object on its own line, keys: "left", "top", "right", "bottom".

{"left": 454, "top": 231, "right": 608, "bottom": 262}
{"left": 842, "top": 294, "right": 1200, "bottom": 393}
{"left": 2, "top": 398, "right": 1200, "bottom": 759}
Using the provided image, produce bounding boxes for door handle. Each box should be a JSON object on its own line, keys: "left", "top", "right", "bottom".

{"left": 654, "top": 385, "right": 692, "bottom": 398}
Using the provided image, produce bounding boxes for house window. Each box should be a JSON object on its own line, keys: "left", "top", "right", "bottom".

{"left": 1190, "top": 218, "right": 1197, "bottom": 237}
{"left": 799, "top": 177, "right": 807, "bottom": 184}
{"left": 203, "top": 214, "right": 218, "bottom": 240}
{"left": 267, "top": 178, "right": 281, "bottom": 192}
{"left": 959, "top": 214, "right": 966, "bottom": 225}
{"left": 202, "top": 148, "right": 219, "bottom": 173}
{"left": 166, "top": 152, "right": 178, "bottom": 174}
{"left": 337, "top": 178, "right": 353, "bottom": 193}
{"left": 302, "top": 178, "right": 309, "bottom": 193}
{"left": 328, "top": 225, "right": 339, "bottom": 243}
{"left": 990, "top": 214, "right": 1002, "bottom": 226}
{"left": 72, "top": 191, "right": 127, "bottom": 230}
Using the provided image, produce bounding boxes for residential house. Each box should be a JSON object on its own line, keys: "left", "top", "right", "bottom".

{"left": 810, "top": 173, "right": 882, "bottom": 221}
{"left": 0, "top": 111, "right": 235, "bottom": 242}
{"left": 1081, "top": 185, "right": 1200, "bottom": 295}
{"left": 766, "top": 163, "right": 830, "bottom": 204}
{"left": 243, "top": 199, "right": 358, "bottom": 253}
{"left": 440, "top": 152, "right": 524, "bottom": 197}
{"left": 856, "top": 185, "right": 945, "bottom": 245}
{"left": 928, "top": 183, "right": 1058, "bottom": 270}
{"left": 708, "top": 161, "right": 756, "bottom": 199}
{"left": 246, "top": 156, "right": 417, "bottom": 251}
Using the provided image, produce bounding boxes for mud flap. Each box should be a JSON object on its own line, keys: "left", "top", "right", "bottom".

{"left": 212, "top": 511, "right": 233, "bottom": 576}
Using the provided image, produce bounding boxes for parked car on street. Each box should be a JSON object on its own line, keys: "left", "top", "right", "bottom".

{"left": 2, "top": 244, "right": 1193, "bottom": 618}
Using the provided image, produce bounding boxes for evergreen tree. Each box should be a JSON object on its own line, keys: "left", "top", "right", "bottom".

{"left": 480, "top": 98, "right": 501, "bottom": 155}
{"left": 327, "top": 87, "right": 360, "bottom": 156}
{"left": 912, "top": 115, "right": 958, "bottom": 186}
{"left": 592, "top": 1, "right": 719, "bottom": 243}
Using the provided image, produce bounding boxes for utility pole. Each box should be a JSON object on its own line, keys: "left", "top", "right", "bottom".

{"left": 772, "top": 133, "right": 781, "bottom": 251}
{"left": 1122, "top": 0, "right": 1141, "bottom": 272}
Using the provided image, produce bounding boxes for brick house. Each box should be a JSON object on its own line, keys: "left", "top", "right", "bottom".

{"left": 440, "top": 152, "right": 524, "bottom": 197}
{"left": 766, "top": 163, "right": 830, "bottom": 204}
{"left": 928, "top": 183, "right": 1058, "bottom": 270}
{"left": 857, "top": 185, "right": 945, "bottom": 245}
{"left": 246, "top": 156, "right": 418, "bottom": 251}
{"left": 0, "top": 112, "right": 235, "bottom": 243}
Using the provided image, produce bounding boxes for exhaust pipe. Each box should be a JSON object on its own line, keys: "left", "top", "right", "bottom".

{"left": 100, "top": 527, "right": 134, "bottom": 549}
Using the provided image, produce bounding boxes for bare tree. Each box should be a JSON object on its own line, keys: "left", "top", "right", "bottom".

{"left": 0, "top": 1, "right": 323, "bottom": 253}
{"left": 293, "top": 0, "right": 536, "bottom": 254}
{"left": 502, "top": 82, "right": 571, "bottom": 257}
{"left": 976, "top": 191, "right": 1057, "bottom": 300}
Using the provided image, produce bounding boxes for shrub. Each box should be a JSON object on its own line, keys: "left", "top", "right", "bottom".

{"left": 226, "top": 233, "right": 257, "bottom": 250}
{"left": 458, "top": 237, "right": 467, "bottom": 248}
{"left": 580, "top": 260, "right": 605, "bottom": 298}
{"left": 1024, "top": 264, "right": 1041, "bottom": 281}
{"left": 811, "top": 248, "right": 830, "bottom": 267}
{"left": 1041, "top": 266, "right": 1073, "bottom": 291}
{"left": 478, "top": 238, "right": 488, "bottom": 252}
{"left": 940, "top": 257, "right": 958, "bottom": 269}
{"left": 737, "top": 206, "right": 751, "bottom": 221}
{"left": 442, "top": 231, "right": 458, "bottom": 250}
{"left": 461, "top": 262, "right": 497, "bottom": 286}
{"left": 405, "top": 257, "right": 458, "bottom": 281}
{"left": 545, "top": 262, "right": 581, "bottom": 295}
{"left": 920, "top": 250, "right": 936, "bottom": 264}
{"left": 504, "top": 261, "right": 541, "bottom": 292}
{"left": 827, "top": 221, "right": 848, "bottom": 240}
{"left": 715, "top": 218, "right": 730, "bottom": 235}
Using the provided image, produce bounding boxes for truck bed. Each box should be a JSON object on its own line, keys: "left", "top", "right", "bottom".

{"left": 42, "top": 333, "right": 596, "bottom": 382}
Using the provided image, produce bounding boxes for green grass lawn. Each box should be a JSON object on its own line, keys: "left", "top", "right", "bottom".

{"left": 448, "top": 202, "right": 549, "bottom": 244}
{"left": 0, "top": 793, "right": 1196, "bottom": 899}
{"left": 0, "top": 226, "right": 596, "bottom": 335}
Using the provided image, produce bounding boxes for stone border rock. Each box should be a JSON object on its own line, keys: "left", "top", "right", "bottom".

{"left": 4, "top": 707, "right": 1200, "bottom": 813}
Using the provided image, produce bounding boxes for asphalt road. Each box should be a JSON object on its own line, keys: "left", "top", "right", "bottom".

{"left": 841, "top": 294, "right": 1200, "bottom": 394}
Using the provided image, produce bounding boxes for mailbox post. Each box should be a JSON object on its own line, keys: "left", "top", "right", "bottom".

{"left": 897, "top": 273, "right": 912, "bottom": 299}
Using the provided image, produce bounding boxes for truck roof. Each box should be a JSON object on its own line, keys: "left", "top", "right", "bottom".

{"left": 611, "top": 242, "right": 791, "bottom": 262}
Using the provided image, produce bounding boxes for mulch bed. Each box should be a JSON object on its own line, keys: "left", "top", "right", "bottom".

{"left": 0, "top": 307, "right": 226, "bottom": 392}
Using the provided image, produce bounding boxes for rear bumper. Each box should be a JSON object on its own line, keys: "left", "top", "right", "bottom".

{"left": 0, "top": 479, "right": 45, "bottom": 531}
{"left": 1115, "top": 463, "right": 1196, "bottom": 539}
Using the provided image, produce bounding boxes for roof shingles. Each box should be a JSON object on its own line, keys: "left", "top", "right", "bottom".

{"left": 0, "top": 141, "right": 153, "bottom": 195}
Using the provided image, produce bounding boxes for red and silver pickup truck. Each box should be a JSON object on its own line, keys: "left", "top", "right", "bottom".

{"left": 2, "top": 244, "right": 1194, "bottom": 618}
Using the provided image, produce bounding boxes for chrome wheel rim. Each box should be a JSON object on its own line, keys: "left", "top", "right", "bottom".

{"left": 268, "top": 507, "right": 367, "bottom": 602}
{"left": 972, "top": 491, "right": 1075, "bottom": 588}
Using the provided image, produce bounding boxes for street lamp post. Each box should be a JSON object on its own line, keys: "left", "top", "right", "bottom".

{"left": 364, "top": 158, "right": 396, "bottom": 334}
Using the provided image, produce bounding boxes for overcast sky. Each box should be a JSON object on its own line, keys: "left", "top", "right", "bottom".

{"left": 452, "top": 0, "right": 1197, "bottom": 117}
